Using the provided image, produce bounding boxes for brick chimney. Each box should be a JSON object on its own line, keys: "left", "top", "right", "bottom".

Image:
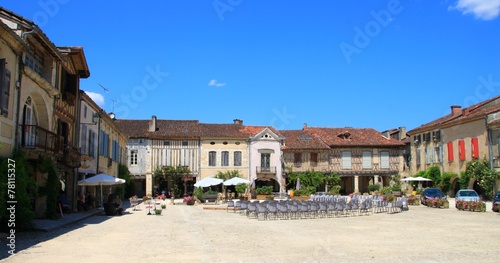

{"left": 451, "top": 105, "right": 462, "bottom": 115}
{"left": 149, "top": 115, "right": 157, "bottom": 132}
{"left": 233, "top": 119, "right": 243, "bottom": 125}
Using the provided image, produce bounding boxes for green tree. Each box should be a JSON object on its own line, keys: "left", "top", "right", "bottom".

{"left": 215, "top": 170, "right": 242, "bottom": 181}
{"left": 0, "top": 150, "right": 36, "bottom": 230}
{"left": 287, "top": 170, "right": 329, "bottom": 195}
{"left": 465, "top": 158, "right": 499, "bottom": 198}
{"left": 426, "top": 166, "right": 441, "bottom": 186}
{"left": 116, "top": 164, "right": 134, "bottom": 199}
{"left": 440, "top": 172, "right": 457, "bottom": 193}
{"left": 158, "top": 165, "right": 191, "bottom": 198}
{"left": 36, "top": 155, "right": 60, "bottom": 220}
{"left": 324, "top": 172, "right": 341, "bottom": 188}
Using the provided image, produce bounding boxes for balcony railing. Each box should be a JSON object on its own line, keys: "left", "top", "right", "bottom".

{"left": 256, "top": 166, "right": 276, "bottom": 174}
{"left": 20, "top": 125, "right": 63, "bottom": 154}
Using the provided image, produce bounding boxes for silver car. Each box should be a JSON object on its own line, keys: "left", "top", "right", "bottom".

{"left": 455, "top": 189, "right": 480, "bottom": 207}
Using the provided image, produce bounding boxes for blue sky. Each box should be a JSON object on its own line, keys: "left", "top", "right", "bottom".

{"left": 2, "top": 0, "right": 499, "bottom": 132}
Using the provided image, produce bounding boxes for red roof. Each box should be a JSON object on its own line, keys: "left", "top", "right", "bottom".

{"left": 304, "top": 127, "right": 404, "bottom": 147}
{"left": 280, "top": 130, "right": 330, "bottom": 150}
{"left": 408, "top": 95, "right": 500, "bottom": 134}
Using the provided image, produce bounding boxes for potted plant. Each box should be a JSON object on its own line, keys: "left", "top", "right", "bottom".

{"left": 235, "top": 183, "right": 248, "bottom": 200}
{"left": 161, "top": 204, "right": 166, "bottom": 209}
{"left": 255, "top": 186, "right": 273, "bottom": 200}
{"left": 368, "top": 184, "right": 380, "bottom": 194}
{"left": 154, "top": 209, "right": 162, "bottom": 215}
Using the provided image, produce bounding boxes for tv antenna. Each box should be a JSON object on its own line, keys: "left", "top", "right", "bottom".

{"left": 98, "top": 83, "right": 109, "bottom": 93}
{"left": 110, "top": 99, "right": 117, "bottom": 112}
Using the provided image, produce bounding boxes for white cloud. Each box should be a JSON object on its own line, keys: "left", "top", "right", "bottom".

{"left": 451, "top": 0, "right": 500, "bottom": 20}
{"left": 208, "top": 79, "right": 226, "bottom": 87}
{"left": 85, "top": 91, "right": 105, "bottom": 107}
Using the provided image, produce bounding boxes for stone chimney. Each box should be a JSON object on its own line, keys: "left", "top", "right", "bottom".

{"left": 233, "top": 119, "right": 243, "bottom": 125}
{"left": 451, "top": 105, "right": 462, "bottom": 115}
{"left": 149, "top": 115, "right": 157, "bottom": 132}
{"left": 399, "top": 126, "right": 406, "bottom": 140}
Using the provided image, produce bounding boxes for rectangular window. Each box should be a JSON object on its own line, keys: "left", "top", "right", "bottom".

{"left": 362, "top": 151, "right": 372, "bottom": 169}
{"left": 234, "top": 151, "right": 242, "bottom": 166}
{"left": 342, "top": 151, "right": 351, "bottom": 170}
{"left": 209, "top": 151, "right": 216, "bottom": 166}
{"left": 459, "top": 140, "right": 466, "bottom": 160}
{"left": 221, "top": 151, "right": 229, "bottom": 166}
{"left": 310, "top": 153, "right": 318, "bottom": 167}
{"left": 447, "top": 142, "right": 454, "bottom": 161}
{"left": 294, "top": 153, "right": 302, "bottom": 167}
{"left": 0, "top": 58, "right": 11, "bottom": 116}
{"left": 163, "top": 141, "right": 170, "bottom": 146}
{"left": 83, "top": 105, "right": 87, "bottom": 119}
{"left": 261, "top": 153, "right": 271, "bottom": 169}
{"left": 130, "top": 150, "right": 138, "bottom": 166}
{"left": 25, "top": 47, "right": 44, "bottom": 76}
{"left": 182, "top": 141, "right": 188, "bottom": 146}
{"left": 380, "top": 151, "right": 390, "bottom": 169}
{"left": 471, "top": 138, "right": 479, "bottom": 159}
{"left": 416, "top": 149, "right": 421, "bottom": 166}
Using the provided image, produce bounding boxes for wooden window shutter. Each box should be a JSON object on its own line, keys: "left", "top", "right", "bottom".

{"left": 0, "top": 58, "right": 11, "bottom": 115}
{"left": 471, "top": 138, "right": 479, "bottom": 159}
{"left": 458, "top": 140, "right": 466, "bottom": 160}
{"left": 447, "top": 142, "right": 454, "bottom": 161}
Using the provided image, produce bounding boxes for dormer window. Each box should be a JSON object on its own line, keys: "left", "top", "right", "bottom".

{"left": 338, "top": 131, "right": 351, "bottom": 140}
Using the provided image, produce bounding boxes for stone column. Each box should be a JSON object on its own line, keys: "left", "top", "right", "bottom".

{"left": 146, "top": 173, "right": 153, "bottom": 196}
{"left": 374, "top": 175, "right": 380, "bottom": 187}
{"left": 354, "top": 175, "right": 359, "bottom": 193}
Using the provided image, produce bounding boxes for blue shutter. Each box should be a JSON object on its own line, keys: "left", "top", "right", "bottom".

{"left": 99, "top": 131, "right": 104, "bottom": 155}
{"left": 439, "top": 145, "right": 443, "bottom": 163}
{"left": 497, "top": 138, "right": 500, "bottom": 157}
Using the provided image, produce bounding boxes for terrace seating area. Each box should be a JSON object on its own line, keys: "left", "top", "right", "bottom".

{"left": 230, "top": 195, "right": 408, "bottom": 221}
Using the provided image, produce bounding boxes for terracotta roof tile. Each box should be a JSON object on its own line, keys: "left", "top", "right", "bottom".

{"left": 279, "top": 130, "right": 330, "bottom": 150}
{"left": 114, "top": 119, "right": 200, "bottom": 139}
{"left": 304, "top": 127, "right": 405, "bottom": 147}
{"left": 409, "top": 95, "right": 500, "bottom": 134}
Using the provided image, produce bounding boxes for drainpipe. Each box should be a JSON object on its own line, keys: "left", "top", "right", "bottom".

{"left": 14, "top": 48, "right": 23, "bottom": 149}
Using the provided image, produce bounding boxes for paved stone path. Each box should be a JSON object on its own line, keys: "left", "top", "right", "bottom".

{"left": 1, "top": 200, "right": 499, "bottom": 262}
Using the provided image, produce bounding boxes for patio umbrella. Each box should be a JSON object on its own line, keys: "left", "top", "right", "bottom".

{"left": 223, "top": 177, "right": 250, "bottom": 186}
{"left": 401, "top": 176, "right": 432, "bottom": 182}
{"left": 194, "top": 177, "right": 223, "bottom": 188}
{"left": 77, "top": 173, "right": 126, "bottom": 209}
{"left": 296, "top": 178, "right": 301, "bottom": 190}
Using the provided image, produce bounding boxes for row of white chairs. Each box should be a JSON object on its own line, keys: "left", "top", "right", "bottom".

{"left": 228, "top": 196, "right": 408, "bottom": 220}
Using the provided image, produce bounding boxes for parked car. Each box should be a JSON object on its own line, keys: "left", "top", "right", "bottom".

{"left": 455, "top": 189, "right": 480, "bottom": 208}
{"left": 420, "top": 188, "right": 446, "bottom": 206}
{"left": 492, "top": 191, "right": 500, "bottom": 212}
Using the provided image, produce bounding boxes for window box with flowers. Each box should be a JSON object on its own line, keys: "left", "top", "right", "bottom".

{"left": 425, "top": 198, "right": 449, "bottom": 208}
{"left": 408, "top": 195, "right": 420, "bottom": 206}
{"left": 456, "top": 200, "right": 486, "bottom": 212}
{"left": 183, "top": 195, "right": 195, "bottom": 205}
